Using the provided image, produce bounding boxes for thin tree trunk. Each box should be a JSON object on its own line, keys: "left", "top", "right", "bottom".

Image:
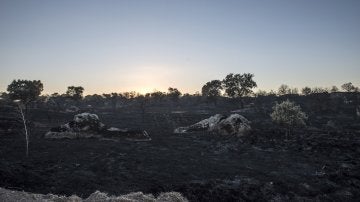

{"left": 18, "top": 104, "right": 29, "bottom": 157}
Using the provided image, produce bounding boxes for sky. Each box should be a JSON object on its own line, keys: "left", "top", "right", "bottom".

{"left": 0, "top": 0, "right": 359, "bottom": 95}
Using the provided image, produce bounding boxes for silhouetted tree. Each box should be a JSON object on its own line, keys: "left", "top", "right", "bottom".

{"left": 222, "top": 73, "right": 257, "bottom": 98}
{"left": 122, "top": 91, "right": 137, "bottom": 99}
{"left": 278, "top": 84, "right": 291, "bottom": 96}
{"left": 268, "top": 90, "right": 277, "bottom": 96}
{"left": 290, "top": 88, "right": 299, "bottom": 95}
{"left": 150, "top": 90, "right": 166, "bottom": 102}
{"left": 7, "top": 79, "right": 43, "bottom": 106}
{"left": 136, "top": 94, "right": 150, "bottom": 121}
{"left": 330, "top": 86, "right": 339, "bottom": 93}
{"left": 84, "top": 94, "right": 104, "bottom": 108}
{"left": 341, "top": 82, "right": 358, "bottom": 92}
{"left": 167, "top": 87, "right": 182, "bottom": 102}
{"left": 311, "top": 87, "right": 328, "bottom": 94}
{"left": 66, "top": 86, "right": 84, "bottom": 101}
{"left": 202, "top": 80, "right": 223, "bottom": 105}
{"left": 103, "top": 92, "right": 120, "bottom": 110}
{"left": 0, "top": 92, "right": 8, "bottom": 100}
{"left": 301, "top": 87, "right": 312, "bottom": 96}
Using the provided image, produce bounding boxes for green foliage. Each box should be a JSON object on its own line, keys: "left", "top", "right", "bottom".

{"left": 66, "top": 86, "right": 84, "bottom": 101}
{"left": 270, "top": 100, "right": 307, "bottom": 130}
{"left": 222, "top": 73, "right": 257, "bottom": 98}
{"left": 7, "top": 79, "right": 43, "bottom": 104}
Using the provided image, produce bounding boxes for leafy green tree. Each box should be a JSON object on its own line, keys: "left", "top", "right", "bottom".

{"left": 222, "top": 73, "right": 257, "bottom": 98}
{"left": 84, "top": 94, "right": 104, "bottom": 108}
{"left": 270, "top": 100, "right": 307, "bottom": 138}
{"left": 66, "top": 86, "right": 84, "bottom": 101}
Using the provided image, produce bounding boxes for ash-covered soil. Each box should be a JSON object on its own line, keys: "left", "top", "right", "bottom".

{"left": 1, "top": 105, "right": 360, "bottom": 201}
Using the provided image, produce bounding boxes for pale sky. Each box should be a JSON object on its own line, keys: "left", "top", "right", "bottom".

{"left": 0, "top": 0, "right": 359, "bottom": 95}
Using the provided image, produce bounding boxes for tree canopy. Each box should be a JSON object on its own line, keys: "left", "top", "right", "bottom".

{"left": 222, "top": 73, "right": 257, "bottom": 98}
{"left": 167, "top": 87, "right": 182, "bottom": 101}
{"left": 201, "top": 80, "right": 223, "bottom": 98}
{"left": 66, "top": 86, "right": 84, "bottom": 101}
{"left": 341, "top": 82, "right": 359, "bottom": 92}
{"left": 7, "top": 79, "right": 43, "bottom": 104}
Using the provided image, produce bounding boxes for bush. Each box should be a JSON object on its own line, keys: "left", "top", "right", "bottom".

{"left": 270, "top": 100, "right": 307, "bottom": 137}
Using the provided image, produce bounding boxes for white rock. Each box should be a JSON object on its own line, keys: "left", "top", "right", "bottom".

{"left": 74, "top": 113, "right": 99, "bottom": 124}
{"left": 174, "top": 114, "right": 251, "bottom": 136}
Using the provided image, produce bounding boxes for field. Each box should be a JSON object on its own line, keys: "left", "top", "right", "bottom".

{"left": 1, "top": 95, "right": 360, "bottom": 201}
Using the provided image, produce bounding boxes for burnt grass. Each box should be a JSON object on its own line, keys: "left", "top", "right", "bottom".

{"left": 1, "top": 96, "right": 360, "bottom": 201}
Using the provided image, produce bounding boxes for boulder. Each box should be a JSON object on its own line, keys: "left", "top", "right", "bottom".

{"left": 214, "top": 114, "right": 251, "bottom": 136}
{"left": 174, "top": 114, "right": 251, "bottom": 136}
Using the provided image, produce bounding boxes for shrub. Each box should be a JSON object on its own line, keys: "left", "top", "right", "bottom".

{"left": 270, "top": 100, "right": 307, "bottom": 138}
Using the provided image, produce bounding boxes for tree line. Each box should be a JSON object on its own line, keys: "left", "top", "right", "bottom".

{"left": 1, "top": 76, "right": 359, "bottom": 108}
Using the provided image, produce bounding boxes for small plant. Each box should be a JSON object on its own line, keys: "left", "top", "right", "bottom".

{"left": 270, "top": 100, "right": 307, "bottom": 138}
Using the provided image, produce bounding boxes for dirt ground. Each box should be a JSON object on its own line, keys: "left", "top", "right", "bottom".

{"left": 0, "top": 107, "right": 360, "bottom": 201}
